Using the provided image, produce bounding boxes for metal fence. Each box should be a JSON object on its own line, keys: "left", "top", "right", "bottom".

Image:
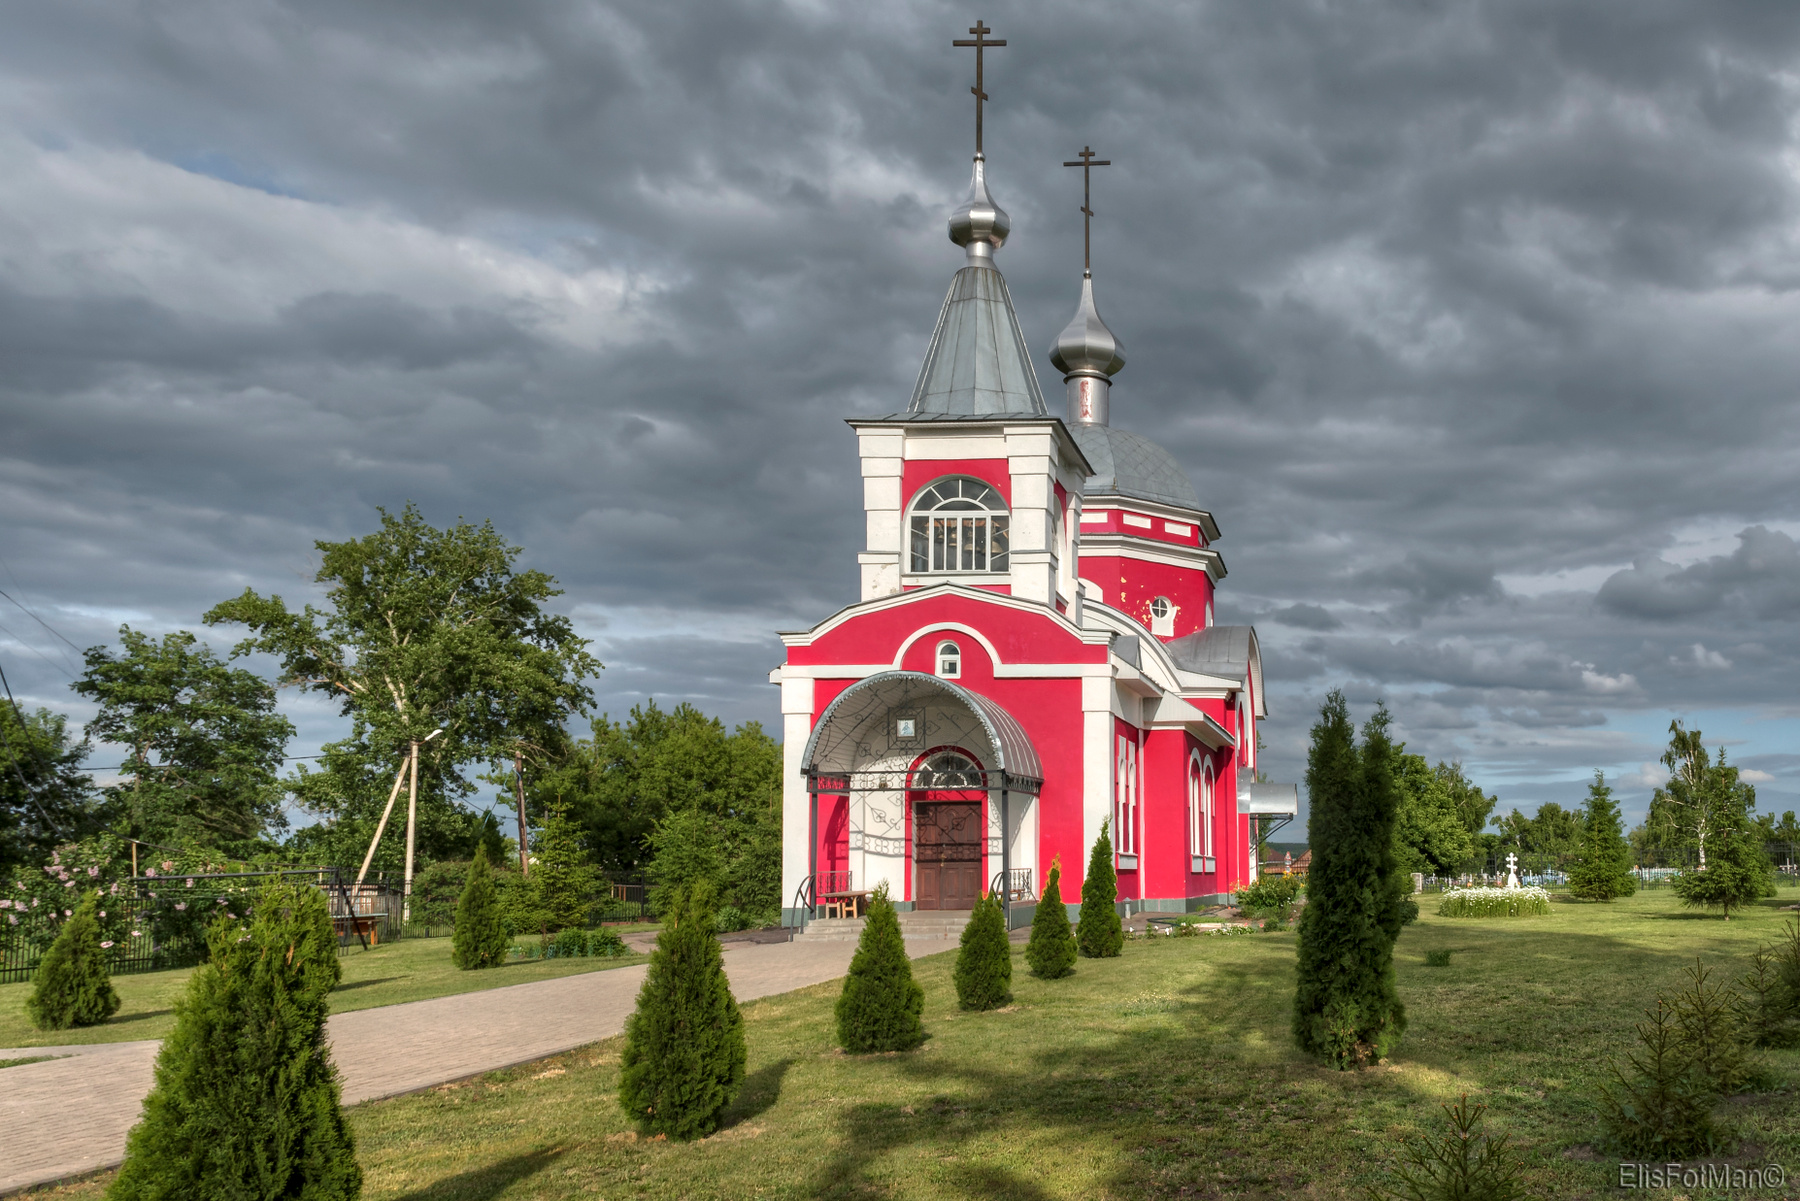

{"left": 0, "top": 868, "right": 403, "bottom": 984}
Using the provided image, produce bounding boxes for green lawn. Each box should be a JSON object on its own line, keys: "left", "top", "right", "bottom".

{"left": 23, "top": 890, "right": 1800, "bottom": 1199}
{"left": 0, "top": 933, "right": 650, "bottom": 1049}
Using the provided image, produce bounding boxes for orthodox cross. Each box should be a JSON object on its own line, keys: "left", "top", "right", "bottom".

{"left": 1062, "top": 145, "right": 1111, "bottom": 271}
{"left": 953, "top": 20, "right": 1006, "bottom": 155}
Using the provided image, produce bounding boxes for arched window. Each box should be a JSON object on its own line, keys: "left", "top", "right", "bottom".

{"left": 908, "top": 477, "right": 1009, "bottom": 574}
{"left": 1188, "top": 753, "right": 1215, "bottom": 866}
{"left": 935, "top": 640, "right": 961, "bottom": 679}
{"left": 912, "top": 750, "right": 983, "bottom": 790}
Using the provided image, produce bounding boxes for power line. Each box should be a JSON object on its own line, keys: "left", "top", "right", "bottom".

{"left": 0, "top": 657, "right": 62, "bottom": 832}
{"left": 0, "top": 584, "right": 84, "bottom": 663}
{"left": 0, "top": 616, "right": 78, "bottom": 678}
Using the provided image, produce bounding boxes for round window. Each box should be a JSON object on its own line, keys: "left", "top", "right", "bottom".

{"left": 1150, "top": 597, "right": 1172, "bottom": 620}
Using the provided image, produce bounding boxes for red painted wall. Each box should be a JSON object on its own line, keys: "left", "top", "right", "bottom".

{"left": 1077, "top": 552, "right": 1213, "bottom": 641}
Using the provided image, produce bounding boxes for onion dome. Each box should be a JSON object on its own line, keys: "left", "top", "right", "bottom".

{"left": 1049, "top": 270, "right": 1125, "bottom": 380}
{"left": 947, "top": 154, "right": 1010, "bottom": 266}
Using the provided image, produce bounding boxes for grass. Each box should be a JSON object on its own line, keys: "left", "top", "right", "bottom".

{"left": 0, "top": 933, "right": 648, "bottom": 1049}
{"left": 0, "top": 1054, "right": 61, "bottom": 1068}
{"left": 27, "top": 887, "right": 1800, "bottom": 1200}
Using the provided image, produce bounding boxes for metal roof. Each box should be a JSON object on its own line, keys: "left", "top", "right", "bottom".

{"left": 908, "top": 265, "right": 1049, "bottom": 417}
{"left": 1237, "top": 783, "right": 1299, "bottom": 817}
{"left": 1166, "top": 625, "right": 1265, "bottom": 715}
{"left": 1070, "top": 424, "right": 1201, "bottom": 510}
{"left": 799, "top": 670, "right": 1044, "bottom": 793}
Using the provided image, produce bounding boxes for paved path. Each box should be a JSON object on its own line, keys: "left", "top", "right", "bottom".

{"left": 0, "top": 938, "right": 947, "bottom": 1195}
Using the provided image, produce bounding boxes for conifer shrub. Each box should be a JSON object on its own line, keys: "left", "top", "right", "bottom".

{"left": 553, "top": 927, "right": 590, "bottom": 957}
{"left": 1671, "top": 959, "right": 1757, "bottom": 1094}
{"left": 452, "top": 846, "right": 509, "bottom": 970}
{"left": 590, "top": 927, "right": 629, "bottom": 957}
{"left": 617, "top": 882, "right": 746, "bottom": 1140}
{"left": 1738, "top": 948, "right": 1799, "bottom": 1049}
{"left": 1076, "top": 821, "right": 1123, "bottom": 959}
{"left": 954, "top": 890, "right": 1012, "bottom": 1010}
{"left": 1598, "top": 997, "right": 1722, "bottom": 1158}
{"left": 1568, "top": 771, "right": 1638, "bottom": 901}
{"left": 1292, "top": 691, "right": 1407, "bottom": 1068}
{"left": 108, "top": 880, "right": 361, "bottom": 1201}
{"left": 1366, "top": 1095, "right": 1522, "bottom": 1201}
{"left": 1026, "top": 858, "right": 1076, "bottom": 979}
{"left": 834, "top": 883, "right": 925, "bottom": 1053}
{"left": 27, "top": 890, "right": 121, "bottom": 1031}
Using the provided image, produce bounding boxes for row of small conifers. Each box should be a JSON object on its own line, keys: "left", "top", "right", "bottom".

{"left": 625, "top": 820, "right": 1134, "bottom": 1139}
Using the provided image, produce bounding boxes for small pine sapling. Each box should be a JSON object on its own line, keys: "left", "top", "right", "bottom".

{"left": 617, "top": 882, "right": 746, "bottom": 1140}
{"left": 1737, "top": 948, "right": 1799, "bottom": 1049}
{"left": 1598, "top": 997, "right": 1722, "bottom": 1158}
{"left": 1026, "top": 858, "right": 1076, "bottom": 979}
{"left": 1671, "top": 959, "right": 1757, "bottom": 1094}
{"left": 27, "top": 891, "right": 121, "bottom": 1031}
{"left": 834, "top": 883, "right": 925, "bottom": 1053}
{"left": 1076, "top": 820, "right": 1123, "bottom": 959}
{"left": 108, "top": 880, "right": 361, "bottom": 1200}
{"left": 1365, "top": 1095, "right": 1522, "bottom": 1201}
{"left": 954, "top": 890, "right": 1012, "bottom": 1010}
{"left": 452, "top": 846, "right": 510, "bottom": 970}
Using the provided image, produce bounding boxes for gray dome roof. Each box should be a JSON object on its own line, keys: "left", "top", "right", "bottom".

{"left": 1070, "top": 424, "right": 1200, "bottom": 510}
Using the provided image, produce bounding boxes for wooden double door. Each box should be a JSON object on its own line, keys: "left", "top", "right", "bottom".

{"left": 914, "top": 800, "right": 983, "bottom": 910}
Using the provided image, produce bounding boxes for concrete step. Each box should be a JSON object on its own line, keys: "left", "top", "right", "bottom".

{"left": 791, "top": 910, "right": 976, "bottom": 942}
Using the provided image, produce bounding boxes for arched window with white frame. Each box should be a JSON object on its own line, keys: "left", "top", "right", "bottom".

{"left": 908, "top": 477, "right": 1010, "bottom": 574}
{"left": 1114, "top": 733, "right": 1139, "bottom": 866}
{"left": 935, "top": 640, "right": 961, "bottom": 679}
{"left": 1188, "top": 752, "right": 1215, "bottom": 873}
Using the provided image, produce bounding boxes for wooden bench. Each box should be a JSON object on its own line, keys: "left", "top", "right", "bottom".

{"left": 818, "top": 891, "right": 870, "bottom": 920}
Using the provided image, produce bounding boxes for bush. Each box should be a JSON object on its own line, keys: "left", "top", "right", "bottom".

{"left": 108, "top": 880, "right": 361, "bottom": 1200}
{"left": 1026, "top": 858, "right": 1076, "bottom": 979}
{"left": 452, "top": 847, "right": 509, "bottom": 970}
{"left": 1076, "top": 821, "right": 1123, "bottom": 959}
{"left": 590, "top": 928, "right": 629, "bottom": 958}
{"left": 1235, "top": 873, "right": 1303, "bottom": 918}
{"left": 1599, "top": 997, "right": 1723, "bottom": 1158}
{"left": 554, "top": 927, "right": 589, "bottom": 958}
{"left": 1367, "top": 1095, "right": 1522, "bottom": 1201}
{"left": 835, "top": 884, "right": 925, "bottom": 1053}
{"left": 1739, "top": 920, "right": 1800, "bottom": 1048}
{"left": 617, "top": 883, "right": 746, "bottom": 1140}
{"left": 1671, "top": 960, "right": 1756, "bottom": 1095}
{"left": 954, "top": 891, "right": 1012, "bottom": 1011}
{"left": 27, "top": 890, "right": 121, "bottom": 1031}
{"left": 1425, "top": 949, "right": 1453, "bottom": 968}
{"left": 1438, "top": 887, "right": 1551, "bottom": 918}
{"left": 715, "top": 905, "right": 746, "bottom": 933}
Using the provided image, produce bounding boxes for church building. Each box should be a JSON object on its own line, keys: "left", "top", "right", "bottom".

{"left": 773, "top": 32, "right": 1295, "bottom": 928}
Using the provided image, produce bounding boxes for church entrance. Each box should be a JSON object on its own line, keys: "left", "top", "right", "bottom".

{"left": 914, "top": 801, "right": 983, "bottom": 910}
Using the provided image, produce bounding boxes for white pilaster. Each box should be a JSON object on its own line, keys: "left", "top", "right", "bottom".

{"left": 780, "top": 674, "right": 815, "bottom": 922}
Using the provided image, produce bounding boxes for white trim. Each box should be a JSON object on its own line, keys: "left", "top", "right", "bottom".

{"left": 778, "top": 581, "right": 1111, "bottom": 648}
{"left": 1078, "top": 535, "right": 1228, "bottom": 581}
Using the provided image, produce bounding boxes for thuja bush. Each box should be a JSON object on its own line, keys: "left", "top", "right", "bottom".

{"left": 617, "top": 883, "right": 746, "bottom": 1140}
{"left": 108, "top": 880, "right": 361, "bottom": 1201}
{"left": 27, "top": 890, "right": 121, "bottom": 1031}
{"left": 1076, "top": 821, "right": 1123, "bottom": 959}
{"left": 954, "top": 890, "right": 1012, "bottom": 1011}
{"left": 1366, "top": 1095, "right": 1523, "bottom": 1201}
{"left": 835, "top": 883, "right": 925, "bottom": 1053}
{"left": 1025, "top": 858, "right": 1076, "bottom": 979}
{"left": 452, "top": 846, "right": 509, "bottom": 970}
{"left": 1438, "top": 887, "right": 1551, "bottom": 918}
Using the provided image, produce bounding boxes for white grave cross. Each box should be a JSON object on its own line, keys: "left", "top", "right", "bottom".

{"left": 1504, "top": 852, "right": 1520, "bottom": 889}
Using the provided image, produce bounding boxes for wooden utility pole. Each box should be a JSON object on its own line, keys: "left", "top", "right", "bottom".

{"left": 514, "top": 749, "right": 530, "bottom": 878}
{"left": 402, "top": 739, "right": 420, "bottom": 923}
{"left": 355, "top": 760, "right": 412, "bottom": 887}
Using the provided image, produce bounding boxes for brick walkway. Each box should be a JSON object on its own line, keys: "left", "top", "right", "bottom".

{"left": 0, "top": 937, "right": 944, "bottom": 1195}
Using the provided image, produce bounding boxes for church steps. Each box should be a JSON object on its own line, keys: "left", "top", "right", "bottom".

{"left": 792, "top": 910, "right": 975, "bottom": 943}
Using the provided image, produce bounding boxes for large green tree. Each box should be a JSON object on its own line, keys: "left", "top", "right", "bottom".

{"left": 1390, "top": 753, "right": 1476, "bottom": 876}
{"left": 0, "top": 704, "right": 101, "bottom": 877}
{"left": 1293, "top": 692, "right": 1407, "bottom": 1068}
{"left": 1568, "top": 771, "right": 1637, "bottom": 901}
{"left": 205, "top": 504, "right": 599, "bottom": 883}
{"left": 73, "top": 627, "right": 292, "bottom": 854}
{"left": 1664, "top": 737, "right": 1773, "bottom": 919}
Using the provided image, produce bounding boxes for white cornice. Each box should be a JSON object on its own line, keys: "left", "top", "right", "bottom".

{"left": 778, "top": 581, "right": 1114, "bottom": 649}
{"left": 1078, "top": 534, "right": 1228, "bottom": 581}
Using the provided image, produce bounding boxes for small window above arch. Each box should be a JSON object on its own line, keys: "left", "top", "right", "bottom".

{"left": 935, "top": 640, "right": 961, "bottom": 679}
{"left": 1149, "top": 596, "right": 1176, "bottom": 638}
{"left": 908, "top": 477, "right": 1010, "bottom": 574}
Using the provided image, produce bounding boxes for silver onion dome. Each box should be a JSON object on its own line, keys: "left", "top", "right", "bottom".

{"left": 948, "top": 154, "right": 1010, "bottom": 266}
{"left": 1049, "top": 270, "right": 1124, "bottom": 425}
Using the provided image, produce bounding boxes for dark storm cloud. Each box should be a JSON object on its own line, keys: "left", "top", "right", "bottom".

{"left": 5, "top": 0, "right": 1800, "bottom": 819}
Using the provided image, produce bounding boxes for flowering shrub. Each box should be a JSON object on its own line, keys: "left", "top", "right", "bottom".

{"left": 1438, "top": 886, "right": 1552, "bottom": 918}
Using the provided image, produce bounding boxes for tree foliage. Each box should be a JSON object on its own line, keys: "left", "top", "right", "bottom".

{"left": 1025, "top": 858, "right": 1076, "bottom": 979}
{"left": 0, "top": 704, "right": 101, "bottom": 879}
{"left": 1076, "top": 820, "right": 1122, "bottom": 959}
{"left": 74, "top": 627, "right": 292, "bottom": 854}
{"left": 1293, "top": 691, "right": 1407, "bottom": 1068}
{"left": 954, "top": 890, "right": 1012, "bottom": 1011}
{"left": 1391, "top": 755, "right": 1490, "bottom": 876}
{"left": 206, "top": 503, "right": 598, "bottom": 870}
{"left": 835, "top": 884, "right": 925, "bottom": 1053}
{"left": 452, "top": 846, "right": 509, "bottom": 969}
{"left": 617, "top": 883, "right": 746, "bottom": 1140}
{"left": 27, "top": 890, "right": 121, "bottom": 1030}
{"left": 524, "top": 797, "right": 592, "bottom": 934}
{"left": 109, "top": 880, "right": 361, "bottom": 1201}
{"left": 1568, "top": 772, "right": 1637, "bottom": 901}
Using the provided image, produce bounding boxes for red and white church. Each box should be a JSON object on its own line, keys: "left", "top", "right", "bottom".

{"left": 773, "top": 139, "right": 1295, "bottom": 929}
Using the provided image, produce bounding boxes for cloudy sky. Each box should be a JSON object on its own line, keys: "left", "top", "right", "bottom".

{"left": 4, "top": 0, "right": 1800, "bottom": 830}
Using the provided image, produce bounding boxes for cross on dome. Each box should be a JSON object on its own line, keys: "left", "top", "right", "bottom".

{"left": 952, "top": 20, "right": 1006, "bottom": 156}
{"left": 1062, "top": 145, "right": 1112, "bottom": 272}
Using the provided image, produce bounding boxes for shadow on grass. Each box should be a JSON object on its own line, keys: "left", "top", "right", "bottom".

{"left": 332, "top": 976, "right": 406, "bottom": 993}
{"left": 106, "top": 1008, "right": 173, "bottom": 1027}
{"left": 720, "top": 1057, "right": 792, "bottom": 1129}
{"left": 389, "top": 1146, "right": 565, "bottom": 1201}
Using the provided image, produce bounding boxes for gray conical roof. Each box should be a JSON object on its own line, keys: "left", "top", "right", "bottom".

{"left": 908, "top": 265, "right": 1048, "bottom": 416}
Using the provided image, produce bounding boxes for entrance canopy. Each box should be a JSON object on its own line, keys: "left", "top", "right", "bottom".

{"left": 801, "top": 671, "right": 1043, "bottom": 796}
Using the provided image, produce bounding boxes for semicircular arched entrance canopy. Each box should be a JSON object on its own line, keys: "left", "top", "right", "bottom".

{"left": 800, "top": 671, "right": 1043, "bottom": 797}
